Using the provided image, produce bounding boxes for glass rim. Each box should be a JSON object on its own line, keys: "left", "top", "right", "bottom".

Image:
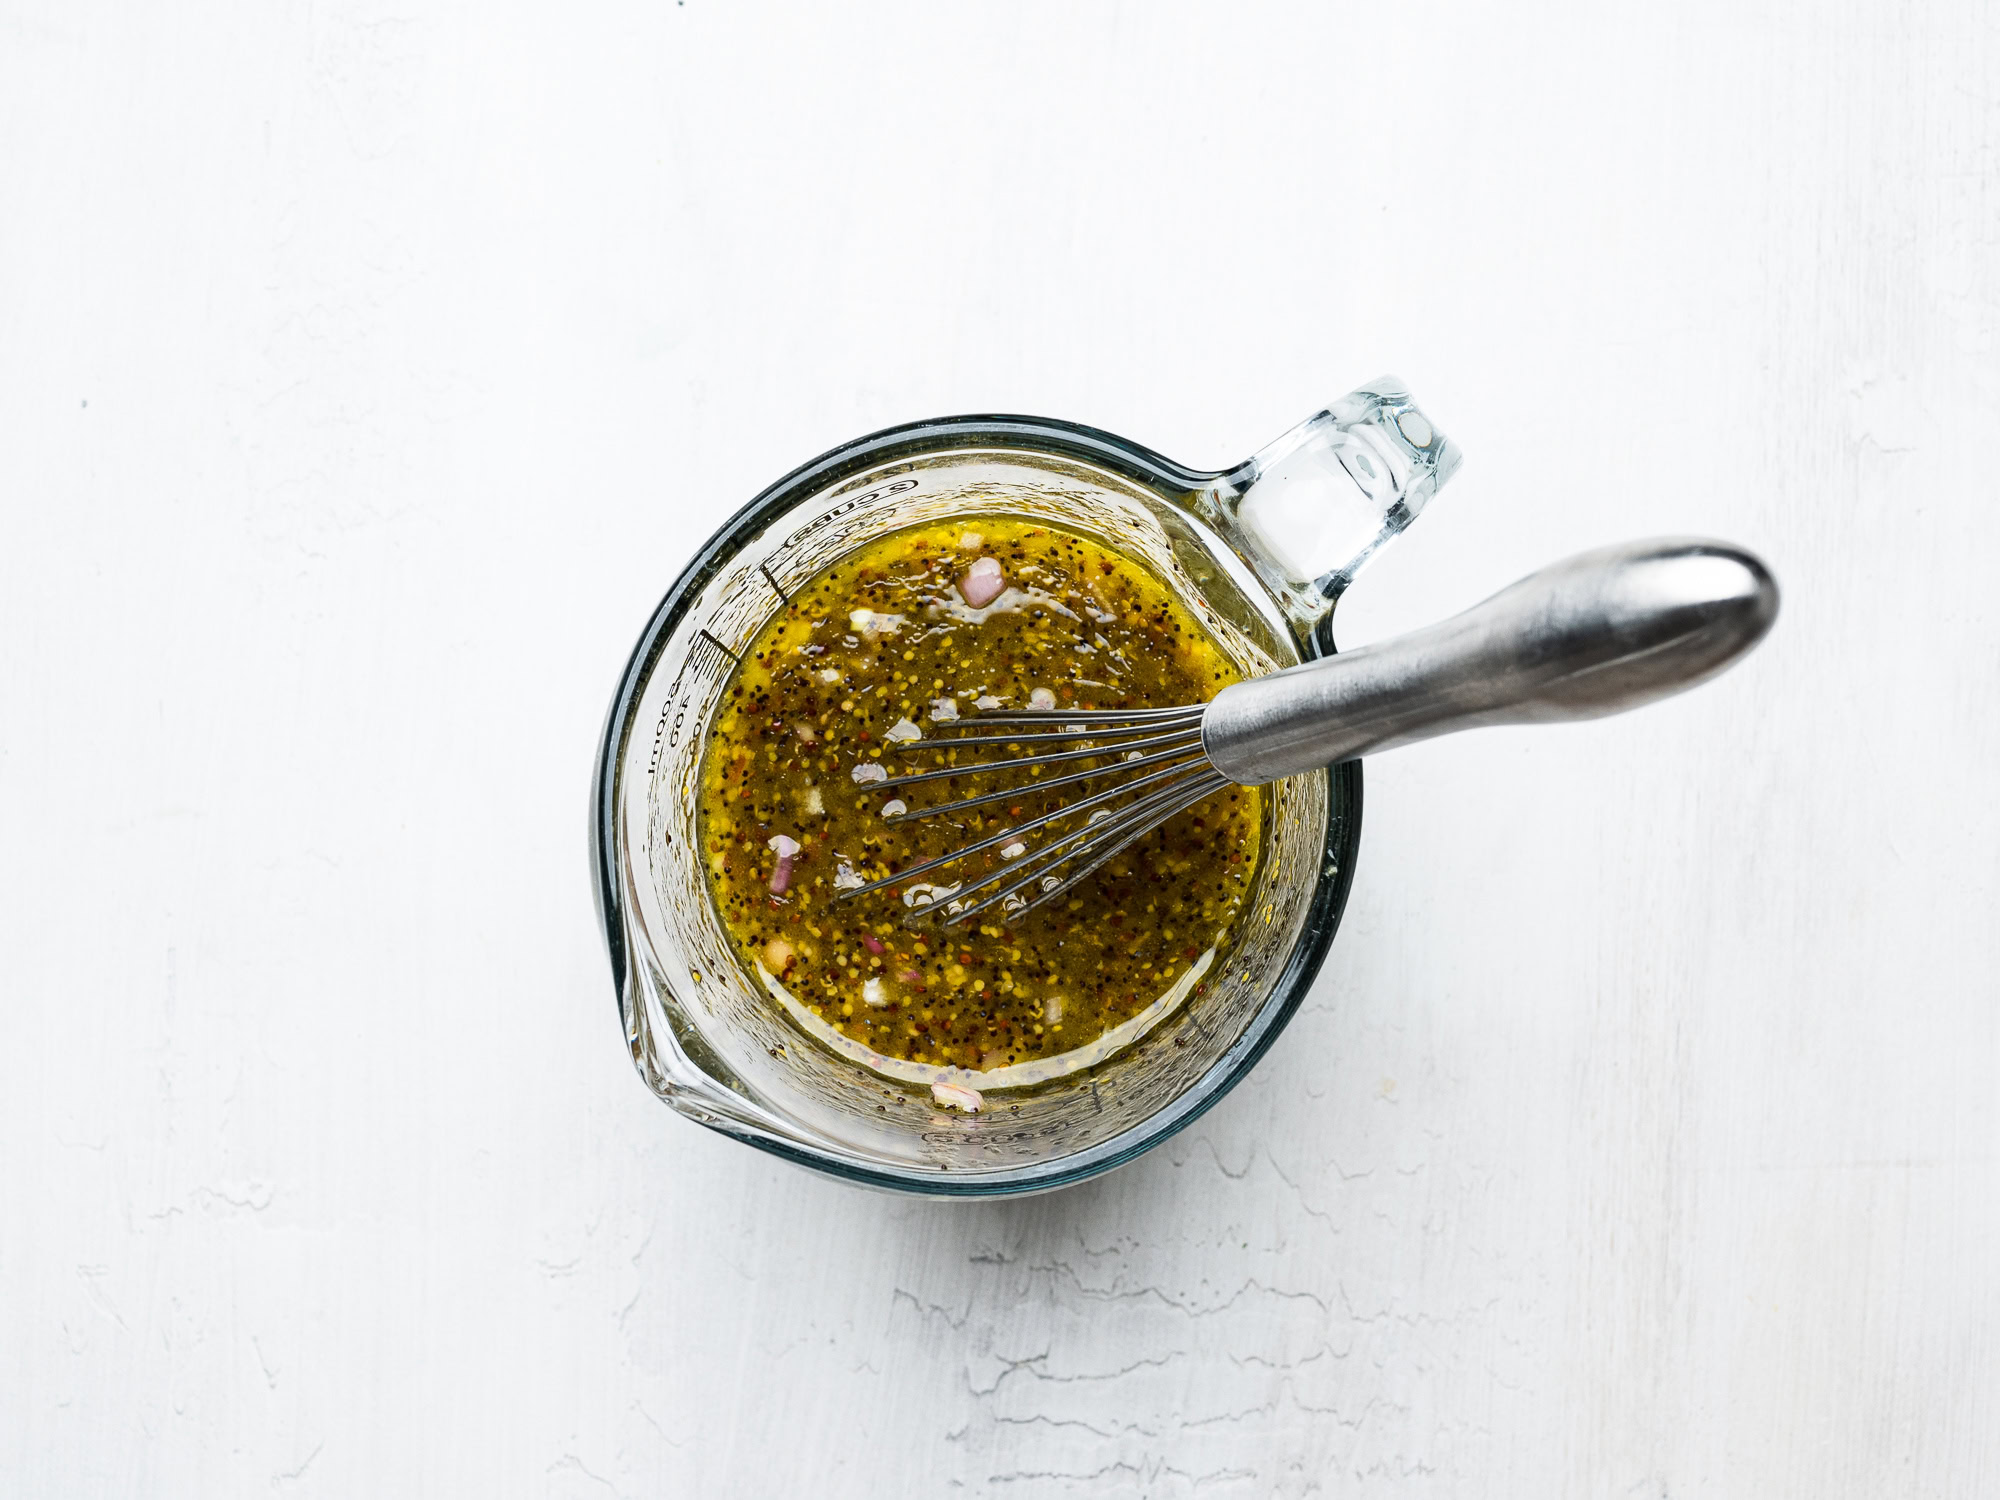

{"left": 590, "top": 413, "right": 1364, "bottom": 1196}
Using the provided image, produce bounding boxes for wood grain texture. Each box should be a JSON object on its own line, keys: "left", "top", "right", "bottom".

{"left": 2, "top": 1, "right": 1994, "bottom": 1493}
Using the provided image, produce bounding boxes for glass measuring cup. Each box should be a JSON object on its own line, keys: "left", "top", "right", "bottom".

{"left": 591, "top": 379, "right": 1460, "bottom": 1195}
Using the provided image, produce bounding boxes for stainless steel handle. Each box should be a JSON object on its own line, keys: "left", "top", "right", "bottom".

{"left": 1201, "top": 537, "right": 1780, "bottom": 785}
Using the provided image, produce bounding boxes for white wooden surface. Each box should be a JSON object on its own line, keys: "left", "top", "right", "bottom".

{"left": 4, "top": 2, "right": 1996, "bottom": 1494}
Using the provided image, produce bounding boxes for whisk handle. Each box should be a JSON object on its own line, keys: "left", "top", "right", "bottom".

{"left": 1201, "top": 537, "right": 1779, "bottom": 785}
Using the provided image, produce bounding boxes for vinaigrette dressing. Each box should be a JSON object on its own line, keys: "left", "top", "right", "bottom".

{"left": 698, "top": 518, "right": 1262, "bottom": 1094}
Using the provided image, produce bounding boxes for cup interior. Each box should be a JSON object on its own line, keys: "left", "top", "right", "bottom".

{"left": 608, "top": 440, "right": 1341, "bottom": 1190}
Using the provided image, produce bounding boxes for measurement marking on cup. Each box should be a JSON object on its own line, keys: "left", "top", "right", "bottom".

{"left": 758, "top": 562, "right": 789, "bottom": 602}
{"left": 649, "top": 630, "right": 740, "bottom": 774}
{"left": 776, "top": 478, "right": 921, "bottom": 557}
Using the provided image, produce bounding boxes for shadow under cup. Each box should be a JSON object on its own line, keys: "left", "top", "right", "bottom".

{"left": 595, "top": 421, "right": 1360, "bottom": 1195}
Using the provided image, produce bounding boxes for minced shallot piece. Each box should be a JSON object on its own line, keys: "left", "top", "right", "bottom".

{"left": 1028, "top": 687, "right": 1058, "bottom": 710}
{"left": 766, "top": 834, "right": 801, "bottom": 893}
{"left": 818, "top": 667, "right": 842, "bottom": 684}
{"left": 929, "top": 697, "right": 959, "bottom": 721}
{"left": 957, "top": 531, "right": 984, "bottom": 549}
{"left": 932, "top": 1081, "right": 983, "bottom": 1113}
{"left": 881, "top": 799, "right": 907, "bottom": 818}
{"left": 763, "top": 937, "right": 795, "bottom": 974}
{"left": 851, "top": 763, "right": 888, "bottom": 784}
{"left": 884, "top": 717, "right": 923, "bottom": 743}
{"left": 1000, "top": 842, "right": 1026, "bottom": 860}
{"left": 834, "top": 862, "right": 864, "bottom": 892}
{"left": 898, "top": 968, "right": 924, "bottom": 983}
{"left": 1043, "top": 994, "right": 1064, "bottom": 1025}
{"left": 861, "top": 933, "right": 885, "bottom": 955}
{"left": 959, "top": 556, "right": 1006, "bottom": 608}
{"left": 861, "top": 978, "right": 889, "bottom": 1007}
{"left": 849, "top": 608, "right": 905, "bottom": 637}
{"left": 975, "top": 695, "right": 1004, "bottom": 710}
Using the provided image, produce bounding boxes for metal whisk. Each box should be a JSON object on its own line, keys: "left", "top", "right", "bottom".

{"left": 838, "top": 538, "right": 1779, "bottom": 927}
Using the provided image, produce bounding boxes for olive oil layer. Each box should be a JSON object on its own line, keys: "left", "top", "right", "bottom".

{"left": 697, "top": 518, "right": 1262, "bottom": 1072}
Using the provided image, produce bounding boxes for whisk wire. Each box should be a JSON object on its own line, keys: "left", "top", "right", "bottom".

{"left": 971, "top": 774, "right": 1230, "bottom": 927}
{"left": 832, "top": 701, "right": 1233, "bottom": 928}
{"left": 903, "top": 712, "right": 1204, "bottom": 752}
{"left": 945, "top": 766, "right": 1229, "bottom": 927}
{"left": 894, "top": 764, "right": 1217, "bottom": 920}
{"left": 934, "top": 704, "right": 1204, "bottom": 726}
{"left": 873, "top": 723, "right": 1205, "bottom": 792}
{"left": 879, "top": 739, "right": 1208, "bottom": 825}
{"left": 837, "top": 753, "right": 1220, "bottom": 902}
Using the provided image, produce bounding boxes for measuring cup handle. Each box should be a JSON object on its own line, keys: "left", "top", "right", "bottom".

{"left": 1200, "top": 537, "right": 1780, "bottom": 785}
{"left": 1207, "top": 377, "right": 1463, "bottom": 635}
